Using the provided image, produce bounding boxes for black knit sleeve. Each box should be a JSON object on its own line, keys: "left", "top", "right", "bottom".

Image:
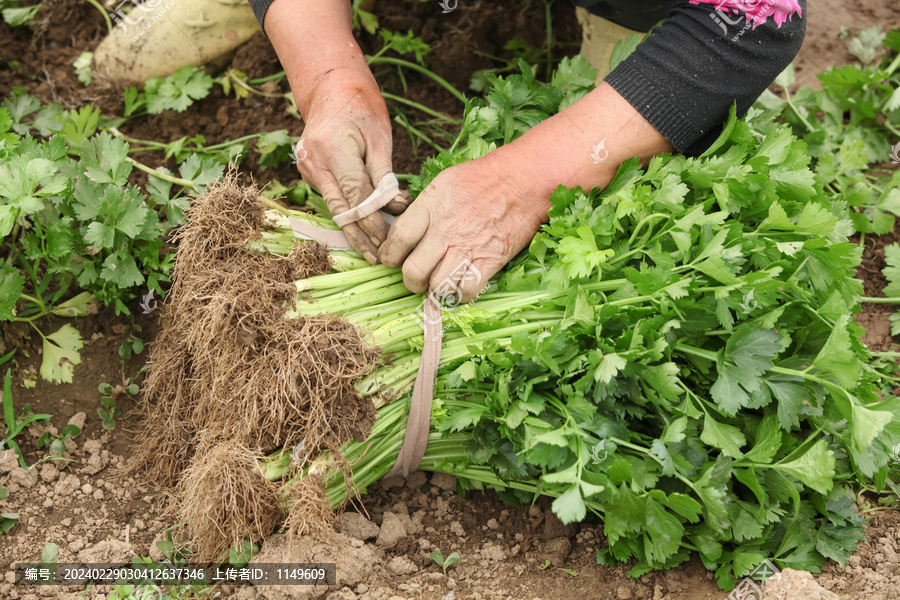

{"left": 604, "top": 0, "right": 807, "bottom": 155}
{"left": 248, "top": 0, "right": 274, "bottom": 31}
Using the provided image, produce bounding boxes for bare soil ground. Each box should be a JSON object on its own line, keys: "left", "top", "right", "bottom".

{"left": 1, "top": 1, "right": 900, "bottom": 599}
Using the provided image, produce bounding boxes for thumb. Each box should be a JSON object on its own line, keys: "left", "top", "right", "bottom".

{"left": 379, "top": 193, "right": 431, "bottom": 268}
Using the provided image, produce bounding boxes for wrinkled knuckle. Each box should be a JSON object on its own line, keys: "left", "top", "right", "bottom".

{"left": 337, "top": 174, "right": 370, "bottom": 204}
{"left": 402, "top": 261, "right": 428, "bottom": 294}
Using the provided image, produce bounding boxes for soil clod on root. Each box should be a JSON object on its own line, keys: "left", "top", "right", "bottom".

{"left": 130, "top": 171, "right": 378, "bottom": 559}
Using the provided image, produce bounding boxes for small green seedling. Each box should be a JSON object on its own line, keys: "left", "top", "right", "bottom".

{"left": 38, "top": 542, "right": 59, "bottom": 580}
{"left": 229, "top": 540, "right": 259, "bottom": 567}
{"left": 118, "top": 324, "right": 144, "bottom": 363}
{"left": 108, "top": 583, "right": 165, "bottom": 600}
{"left": 37, "top": 424, "right": 81, "bottom": 456}
{"left": 156, "top": 526, "right": 192, "bottom": 563}
{"left": 430, "top": 550, "right": 461, "bottom": 575}
{"left": 0, "top": 492, "right": 17, "bottom": 534}
{"left": 42, "top": 542, "right": 58, "bottom": 564}
{"left": 3, "top": 369, "right": 52, "bottom": 468}
{"left": 537, "top": 560, "right": 552, "bottom": 570}
{"left": 562, "top": 568, "right": 579, "bottom": 577}
{"left": 21, "top": 367, "right": 36, "bottom": 389}
{"left": 97, "top": 377, "right": 139, "bottom": 430}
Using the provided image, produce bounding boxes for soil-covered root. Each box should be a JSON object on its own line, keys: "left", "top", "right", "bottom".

{"left": 169, "top": 168, "right": 266, "bottom": 272}
{"left": 189, "top": 313, "right": 378, "bottom": 452}
{"left": 134, "top": 172, "right": 370, "bottom": 480}
{"left": 175, "top": 440, "right": 282, "bottom": 562}
{"left": 132, "top": 172, "right": 379, "bottom": 553}
{"left": 127, "top": 321, "right": 198, "bottom": 485}
{"left": 281, "top": 474, "right": 335, "bottom": 538}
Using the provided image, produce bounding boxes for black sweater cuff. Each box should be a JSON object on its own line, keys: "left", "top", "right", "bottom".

{"left": 604, "top": 0, "right": 806, "bottom": 155}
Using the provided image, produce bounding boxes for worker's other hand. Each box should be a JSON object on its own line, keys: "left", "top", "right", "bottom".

{"left": 378, "top": 147, "right": 550, "bottom": 303}
{"left": 377, "top": 82, "right": 676, "bottom": 295}
{"left": 297, "top": 75, "right": 408, "bottom": 264}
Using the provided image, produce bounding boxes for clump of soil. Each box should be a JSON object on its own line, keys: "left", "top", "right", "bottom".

{"left": 129, "top": 171, "right": 378, "bottom": 558}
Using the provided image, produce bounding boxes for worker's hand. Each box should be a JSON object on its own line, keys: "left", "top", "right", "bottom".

{"left": 297, "top": 75, "right": 409, "bottom": 264}
{"left": 378, "top": 82, "right": 675, "bottom": 296}
{"left": 378, "top": 147, "right": 550, "bottom": 303}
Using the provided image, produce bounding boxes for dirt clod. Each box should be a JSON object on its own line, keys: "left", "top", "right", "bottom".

{"left": 39, "top": 463, "right": 58, "bottom": 483}
{"left": 335, "top": 512, "right": 380, "bottom": 541}
{"left": 387, "top": 556, "right": 417, "bottom": 576}
{"left": 430, "top": 473, "right": 457, "bottom": 492}
{"left": 376, "top": 512, "right": 408, "bottom": 548}
{"left": 252, "top": 530, "right": 379, "bottom": 599}
{"left": 762, "top": 569, "right": 842, "bottom": 599}
{"left": 77, "top": 539, "right": 135, "bottom": 563}
{"left": 542, "top": 537, "right": 572, "bottom": 568}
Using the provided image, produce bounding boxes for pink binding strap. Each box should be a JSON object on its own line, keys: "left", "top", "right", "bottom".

{"left": 333, "top": 174, "right": 401, "bottom": 227}
{"left": 288, "top": 216, "right": 354, "bottom": 250}
{"left": 386, "top": 297, "right": 442, "bottom": 479}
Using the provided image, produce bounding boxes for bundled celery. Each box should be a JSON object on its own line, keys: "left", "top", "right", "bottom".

{"left": 254, "top": 108, "right": 900, "bottom": 588}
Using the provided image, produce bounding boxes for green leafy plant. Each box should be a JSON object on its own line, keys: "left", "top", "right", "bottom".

{"left": 42, "top": 541, "right": 58, "bottom": 563}
{"left": 0, "top": 0, "right": 40, "bottom": 27}
{"left": 430, "top": 550, "right": 461, "bottom": 575}
{"left": 351, "top": 0, "right": 378, "bottom": 34}
{"left": 124, "top": 66, "right": 215, "bottom": 116}
{"left": 119, "top": 324, "right": 145, "bottom": 363}
{"left": 3, "top": 368, "right": 51, "bottom": 467}
{"left": 155, "top": 526, "right": 194, "bottom": 564}
{"left": 37, "top": 423, "right": 81, "bottom": 456}
{"left": 242, "top": 56, "right": 899, "bottom": 589}
{"left": 757, "top": 29, "right": 900, "bottom": 237}
{"left": 0, "top": 471, "right": 11, "bottom": 532}
{"left": 0, "top": 89, "right": 225, "bottom": 381}
{"left": 877, "top": 243, "right": 900, "bottom": 335}
{"left": 228, "top": 540, "right": 258, "bottom": 568}
{"left": 537, "top": 560, "right": 551, "bottom": 570}
{"left": 847, "top": 26, "right": 887, "bottom": 65}
{"left": 372, "top": 29, "right": 431, "bottom": 66}
{"left": 73, "top": 52, "right": 93, "bottom": 87}
{"left": 97, "top": 376, "right": 138, "bottom": 430}
{"left": 1, "top": 509, "right": 18, "bottom": 534}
